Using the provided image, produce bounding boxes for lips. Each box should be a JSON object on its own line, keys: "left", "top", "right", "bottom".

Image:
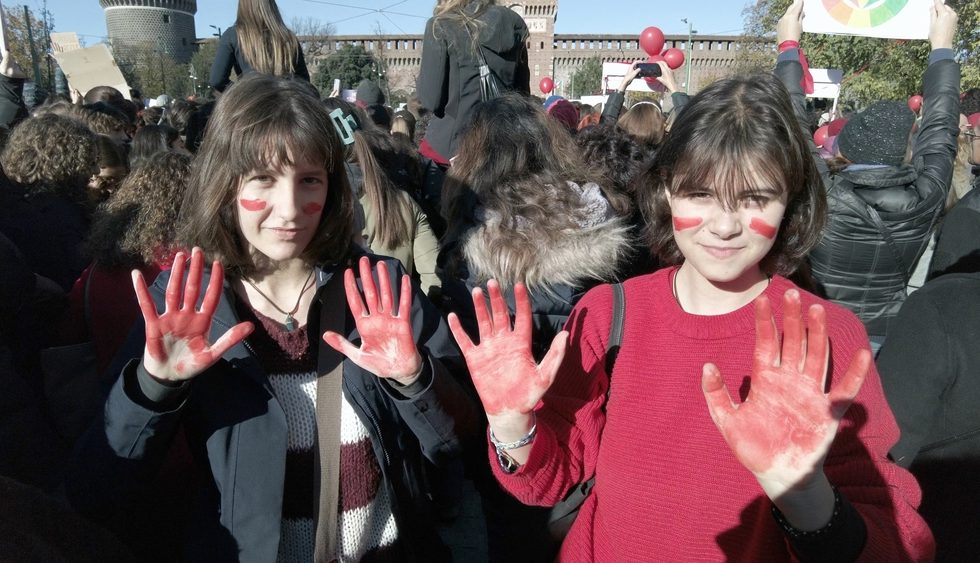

{"left": 701, "top": 244, "right": 743, "bottom": 258}
{"left": 269, "top": 227, "right": 305, "bottom": 241}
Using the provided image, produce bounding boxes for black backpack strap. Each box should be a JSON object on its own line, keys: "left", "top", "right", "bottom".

{"left": 605, "top": 283, "right": 625, "bottom": 376}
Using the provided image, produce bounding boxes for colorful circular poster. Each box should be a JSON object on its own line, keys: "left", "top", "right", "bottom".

{"left": 821, "top": 0, "right": 909, "bottom": 27}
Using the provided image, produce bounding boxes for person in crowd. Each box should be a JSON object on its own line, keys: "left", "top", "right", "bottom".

{"left": 1, "top": 113, "right": 99, "bottom": 291}
{"left": 876, "top": 268, "right": 980, "bottom": 562}
{"left": 209, "top": 0, "right": 310, "bottom": 93}
{"left": 86, "top": 134, "right": 129, "bottom": 207}
{"left": 543, "top": 95, "right": 580, "bottom": 135}
{"left": 439, "top": 92, "right": 630, "bottom": 562}
{"left": 802, "top": 1, "right": 960, "bottom": 354}
{"left": 0, "top": 47, "right": 28, "bottom": 131}
{"left": 600, "top": 61, "right": 688, "bottom": 130}
{"left": 67, "top": 73, "right": 476, "bottom": 562}
{"left": 416, "top": 0, "right": 530, "bottom": 167}
{"left": 391, "top": 109, "right": 417, "bottom": 143}
{"left": 928, "top": 113, "right": 980, "bottom": 278}
{"left": 81, "top": 101, "right": 133, "bottom": 145}
{"left": 128, "top": 124, "right": 185, "bottom": 169}
{"left": 446, "top": 3, "right": 934, "bottom": 560}
{"left": 322, "top": 97, "right": 442, "bottom": 299}
{"left": 168, "top": 98, "right": 198, "bottom": 141}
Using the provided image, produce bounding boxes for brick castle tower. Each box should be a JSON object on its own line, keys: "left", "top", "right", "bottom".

{"left": 99, "top": 0, "right": 198, "bottom": 63}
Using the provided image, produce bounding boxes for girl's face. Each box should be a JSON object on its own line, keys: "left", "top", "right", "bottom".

{"left": 666, "top": 175, "right": 787, "bottom": 289}
{"left": 236, "top": 155, "right": 328, "bottom": 265}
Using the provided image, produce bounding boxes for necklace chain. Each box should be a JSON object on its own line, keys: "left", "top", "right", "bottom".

{"left": 243, "top": 270, "right": 315, "bottom": 332}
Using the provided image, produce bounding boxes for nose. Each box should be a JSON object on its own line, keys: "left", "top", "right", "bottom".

{"left": 271, "top": 181, "right": 303, "bottom": 220}
{"left": 706, "top": 206, "right": 742, "bottom": 240}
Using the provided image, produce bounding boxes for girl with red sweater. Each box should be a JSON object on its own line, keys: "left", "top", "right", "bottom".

{"left": 447, "top": 2, "right": 938, "bottom": 560}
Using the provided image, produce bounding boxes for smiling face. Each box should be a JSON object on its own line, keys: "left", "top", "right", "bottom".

{"left": 236, "top": 155, "right": 329, "bottom": 266}
{"left": 666, "top": 165, "right": 788, "bottom": 289}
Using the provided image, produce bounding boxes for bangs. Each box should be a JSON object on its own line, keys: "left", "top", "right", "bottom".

{"left": 229, "top": 107, "right": 336, "bottom": 177}
{"left": 669, "top": 132, "right": 790, "bottom": 209}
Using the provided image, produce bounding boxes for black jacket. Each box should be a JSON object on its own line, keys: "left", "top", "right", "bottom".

{"left": 209, "top": 26, "right": 310, "bottom": 92}
{"left": 67, "top": 253, "right": 478, "bottom": 562}
{"left": 779, "top": 52, "right": 960, "bottom": 338}
{"left": 928, "top": 180, "right": 980, "bottom": 278}
{"left": 417, "top": 4, "right": 530, "bottom": 160}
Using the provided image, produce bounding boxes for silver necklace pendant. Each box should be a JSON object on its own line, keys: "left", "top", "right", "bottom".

{"left": 284, "top": 314, "right": 296, "bottom": 332}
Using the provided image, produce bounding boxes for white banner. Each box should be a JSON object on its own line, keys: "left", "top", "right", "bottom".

{"left": 807, "top": 68, "right": 844, "bottom": 99}
{"left": 802, "top": 0, "right": 931, "bottom": 40}
{"left": 602, "top": 62, "right": 664, "bottom": 94}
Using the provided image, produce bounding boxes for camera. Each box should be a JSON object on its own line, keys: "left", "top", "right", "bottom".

{"left": 636, "top": 63, "right": 662, "bottom": 78}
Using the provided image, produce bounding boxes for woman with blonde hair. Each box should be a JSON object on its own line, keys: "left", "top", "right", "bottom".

{"left": 209, "top": 0, "right": 309, "bottom": 93}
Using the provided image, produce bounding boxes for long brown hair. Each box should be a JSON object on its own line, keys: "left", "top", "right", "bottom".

{"left": 179, "top": 74, "right": 354, "bottom": 277}
{"left": 235, "top": 0, "right": 300, "bottom": 76}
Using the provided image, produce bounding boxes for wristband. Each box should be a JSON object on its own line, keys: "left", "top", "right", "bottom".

{"left": 771, "top": 486, "right": 842, "bottom": 539}
{"left": 489, "top": 413, "right": 537, "bottom": 450}
{"left": 778, "top": 40, "right": 800, "bottom": 52}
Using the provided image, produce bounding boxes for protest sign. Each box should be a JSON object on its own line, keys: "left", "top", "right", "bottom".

{"left": 50, "top": 32, "right": 82, "bottom": 54}
{"left": 52, "top": 43, "right": 131, "bottom": 100}
{"left": 802, "top": 0, "right": 931, "bottom": 40}
{"left": 602, "top": 62, "right": 664, "bottom": 94}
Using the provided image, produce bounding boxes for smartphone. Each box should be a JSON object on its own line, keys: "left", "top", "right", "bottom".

{"left": 636, "top": 63, "right": 662, "bottom": 78}
{"left": 333, "top": 78, "right": 341, "bottom": 91}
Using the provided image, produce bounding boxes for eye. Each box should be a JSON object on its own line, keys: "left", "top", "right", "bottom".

{"left": 683, "top": 191, "right": 714, "bottom": 201}
{"left": 302, "top": 176, "right": 325, "bottom": 185}
{"left": 741, "top": 194, "right": 773, "bottom": 209}
{"left": 248, "top": 174, "right": 274, "bottom": 184}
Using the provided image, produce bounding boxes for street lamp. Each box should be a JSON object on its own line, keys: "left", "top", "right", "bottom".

{"left": 209, "top": 25, "right": 222, "bottom": 38}
{"left": 681, "top": 18, "right": 696, "bottom": 94}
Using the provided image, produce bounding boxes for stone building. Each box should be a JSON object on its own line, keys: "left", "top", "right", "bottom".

{"left": 100, "top": 0, "right": 198, "bottom": 63}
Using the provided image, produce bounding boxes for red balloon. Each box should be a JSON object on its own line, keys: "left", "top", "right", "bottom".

{"left": 813, "top": 125, "right": 830, "bottom": 148}
{"left": 639, "top": 26, "right": 665, "bottom": 56}
{"left": 540, "top": 76, "right": 554, "bottom": 94}
{"left": 907, "top": 94, "right": 923, "bottom": 113}
{"left": 662, "top": 48, "right": 685, "bottom": 70}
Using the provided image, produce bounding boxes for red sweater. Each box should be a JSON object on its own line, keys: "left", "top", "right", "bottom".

{"left": 492, "top": 268, "right": 933, "bottom": 562}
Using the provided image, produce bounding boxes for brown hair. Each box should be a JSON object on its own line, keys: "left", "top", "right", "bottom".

{"left": 235, "top": 0, "right": 300, "bottom": 77}
{"left": 617, "top": 102, "right": 666, "bottom": 148}
{"left": 179, "top": 73, "right": 354, "bottom": 277}
{"left": 86, "top": 151, "right": 192, "bottom": 270}
{"left": 0, "top": 113, "right": 99, "bottom": 197}
{"left": 638, "top": 73, "right": 827, "bottom": 276}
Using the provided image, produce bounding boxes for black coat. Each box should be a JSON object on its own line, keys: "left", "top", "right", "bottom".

{"left": 780, "top": 56, "right": 960, "bottom": 338}
{"left": 417, "top": 4, "right": 530, "bottom": 160}
{"left": 209, "top": 26, "right": 310, "bottom": 92}
{"left": 67, "top": 253, "right": 478, "bottom": 562}
{"left": 928, "top": 179, "right": 980, "bottom": 278}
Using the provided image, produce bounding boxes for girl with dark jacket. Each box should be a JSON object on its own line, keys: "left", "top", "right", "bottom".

{"left": 794, "top": 8, "right": 961, "bottom": 352}
{"left": 209, "top": 0, "right": 310, "bottom": 93}
{"left": 416, "top": 0, "right": 530, "bottom": 165}
{"left": 67, "top": 74, "right": 477, "bottom": 562}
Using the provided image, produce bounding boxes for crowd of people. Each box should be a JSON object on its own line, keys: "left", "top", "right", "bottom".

{"left": 1, "top": 0, "right": 979, "bottom": 560}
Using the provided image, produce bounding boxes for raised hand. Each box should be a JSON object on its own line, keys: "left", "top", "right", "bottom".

{"left": 448, "top": 280, "right": 568, "bottom": 420}
{"left": 323, "top": 257, "right": 423, "bottom": 383}
{"left": 133, "top": 247, "right": 254, "bottom": 383}
{"left": 776, "top": 0, "right": 803, "bottom": 45}
{"left": 701, "top": 289, "right": 870, "bottom": 500}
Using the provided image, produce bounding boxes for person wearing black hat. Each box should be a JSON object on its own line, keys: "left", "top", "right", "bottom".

{"left": 777, "top": 0, "right": 961, "bottom": 354}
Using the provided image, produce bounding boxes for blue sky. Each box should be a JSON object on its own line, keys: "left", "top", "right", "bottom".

{"left": 39, "top": 0, "right": 750, "bottom": 45}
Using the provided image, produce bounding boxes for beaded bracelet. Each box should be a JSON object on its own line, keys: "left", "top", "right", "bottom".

{"left": 771, "top": 486, "right": 842, "bottom": 540}
{"left": 489, "top": 413, "right": 537, "bottom": 450}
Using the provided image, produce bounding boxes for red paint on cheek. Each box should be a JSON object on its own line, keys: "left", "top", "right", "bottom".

{"left": 239, "top": 198, "right": 267, "bottom": 211}
{"left": 302, "top": 202, "right": 324, "bottom": 215}
{"left": 749, "top": 217, "right": 778, "bottom": 239}
{"left": 672, "top": 216, "right": 703, "bottom": 231}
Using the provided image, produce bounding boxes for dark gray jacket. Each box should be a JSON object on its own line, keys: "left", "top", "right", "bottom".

{"left": 67, "top": 253, "right": 478, "bottom": 562}
{"left": 417, "top": 4, "right": 530, "bottom": 160}
{"left": 779, "top": 52, "right": 960, "bottom": 338}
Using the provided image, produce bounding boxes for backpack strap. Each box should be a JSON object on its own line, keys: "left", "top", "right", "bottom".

{"left": 605, "top": 282, "right": 625, "bottom": 376}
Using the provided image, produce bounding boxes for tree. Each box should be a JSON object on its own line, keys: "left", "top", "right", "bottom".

{"left": 738, "top": 0, "right": 979, "bottom": 107}
{"left": 312, "top": 44, "right": 379, "bottom": 96}
{"left": 569, "top": 56, "right": 603, "bottom": 98}
{"left": 3, "top": 5, "right": 55, "bottom": 96}
{"left": 114, "top": 42, "right": 190, "bottom": 99}
{"left": 189, "top": 40, "right": 219, "bottom": 96}
{"left": 291, "top": 17, "right": 336, "bottom": 64}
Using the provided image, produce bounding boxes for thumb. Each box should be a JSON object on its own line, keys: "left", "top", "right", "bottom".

{"left": 828, "top": 349, "right": 870, "bottom": 419}
{"left": 537, "top": 330, "right": 569, "bottom": 388}
{"left": 702, "top": 363, "right": 737, "bottom": 430}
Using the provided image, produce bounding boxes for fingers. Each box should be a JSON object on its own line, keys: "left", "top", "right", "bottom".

{"left": 183, "top": 247, "right": 204, "bottom": 310}
{"left": 322, "top": 330, "right": 362, "bottom": 362}
{"left": 397, "top": 274, "right": 412, "bottom": 318}
{"left": 802, "top": 304, "right": 829, "bottom": 390}
{"left": 702, "top": 363, "right": 737, "bottom": 429}
{"left": 513, "top": 282, "right": 532, "bottom": 338}
{"left": 828, "top": 349, "right": 870, "bottom": 419}
{"left": 538, "top": 330, "right": 568, "bottom": 388}
{"left": 165, "top": 250, "right": 186, "bottom": 311}
{"left": 781, "top": 290, "right": 805, "bottom": 371}
{"left": 376, "top": 260, "right": 392, "bottom": 314}
{"left": 752, "top": 294, "right": 778, "bottom": 372}
{"left": 200, "top": 260, "right": 224, "bottom": 317}
{"left": 132, "top": 269, "right": 162, "bottom": 337}
{"left": 209, "top": 321, "right": 254, "bottom": 359}
{"left": 472, "top": 286, "right": 493, "bottom": 338}
{"left": 344, "top": 267, "right": 365, "bottom": 318}
{"left": 487, "top": 279, "right": 511, "bottom": 336}
{"left": 447, "top": 312, "right": 475, "bottom": 356}
{"left": 358, "top": 256, "right": 379, "bottom": 315}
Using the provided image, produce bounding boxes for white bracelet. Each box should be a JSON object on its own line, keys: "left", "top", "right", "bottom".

{"left": 489, "top": 413, "right": 537, "bottom": 450}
